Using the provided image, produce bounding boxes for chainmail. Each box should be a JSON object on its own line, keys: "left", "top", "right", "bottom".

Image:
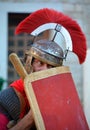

{"left": 0, "top": 87, "right": 20, "bottom": 121}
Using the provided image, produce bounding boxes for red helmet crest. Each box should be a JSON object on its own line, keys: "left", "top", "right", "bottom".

{"left": 15, "top": 8, "right": 87, "bottom": 64}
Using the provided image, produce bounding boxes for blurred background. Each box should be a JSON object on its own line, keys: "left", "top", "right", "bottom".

{"left": 0, "top": 0, "right": 90, "bottom": 127}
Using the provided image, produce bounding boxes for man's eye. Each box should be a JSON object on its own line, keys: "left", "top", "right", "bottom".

{"left": 38, "top": 61, "right": 43, "bottom": 65}
{"left": 35, "top": 61, "right": 43, "bottom": 65}
{"left": 47, "top": 64, "right": 53, "bottom": 68}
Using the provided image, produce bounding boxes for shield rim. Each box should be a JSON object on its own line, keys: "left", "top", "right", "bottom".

{"left": 24, "top": 66, "right": 70, "bottom": 130}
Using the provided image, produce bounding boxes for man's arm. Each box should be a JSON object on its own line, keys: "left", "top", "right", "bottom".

{"left": 9, "top": 110, "right": 34, "bottom": 130}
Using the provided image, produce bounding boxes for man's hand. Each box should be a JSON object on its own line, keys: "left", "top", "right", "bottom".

{"left": 8, "top": 110, "right": 34, "bottom": 130}
{"left": 7, "top": 120, "right": 17, "bottom": 129}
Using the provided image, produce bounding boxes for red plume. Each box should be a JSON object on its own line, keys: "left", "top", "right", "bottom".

{"left": 15, "top": 8, "right": 87, "bottom": 64}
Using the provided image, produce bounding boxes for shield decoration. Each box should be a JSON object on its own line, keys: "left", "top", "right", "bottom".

{"left": 24, "top": 66, "right": 89, "bottom": 130}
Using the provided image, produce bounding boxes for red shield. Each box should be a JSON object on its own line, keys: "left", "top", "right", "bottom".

{"left": 24, "top": 66, "right": 89, "bottom": 130}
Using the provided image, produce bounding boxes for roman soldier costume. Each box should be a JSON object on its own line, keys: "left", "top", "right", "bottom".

{"left": 0, "top": 8, "right": 89, "bottom": 130}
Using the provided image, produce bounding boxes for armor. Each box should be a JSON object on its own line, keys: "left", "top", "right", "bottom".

{"left": 0, "top": 87, "right": 20, "bottom": 121}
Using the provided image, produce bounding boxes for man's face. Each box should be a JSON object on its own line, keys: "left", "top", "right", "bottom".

{"left": 32, "top": 59, "right": 53, "bottom": 72}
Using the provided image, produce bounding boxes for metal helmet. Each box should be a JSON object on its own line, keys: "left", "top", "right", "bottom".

{"left": 15, "top": 8, "right": 87, "bottom": 65}
{"left": 22, "top": 23, "right": 72, "bottom": 69}
{"left": 27, "top": 23, "right": 72, "bottom": 67}
{"left": 30, "top": 39, "right": 64, "bottom": 66}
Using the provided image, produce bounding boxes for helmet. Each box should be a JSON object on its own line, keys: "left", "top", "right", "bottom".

{"left": 15, "top": 8, "right": 87, "bottom": 65}
{"left": 30, "top": 39, "right": 64, "bottom": 67}
{"left": 23, "top": 22, "right": 72, "bottom": 68}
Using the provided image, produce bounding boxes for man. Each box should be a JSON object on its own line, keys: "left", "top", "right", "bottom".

{"left": 9, "top": 55, "right": 57, "bottom": 130}
{"left": 0, "top": 47, "right": 62, "bottom": 130}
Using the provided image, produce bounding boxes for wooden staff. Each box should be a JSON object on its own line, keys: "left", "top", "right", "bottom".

{"left": 9, "top": 53, "right": 45, "bottom": 130}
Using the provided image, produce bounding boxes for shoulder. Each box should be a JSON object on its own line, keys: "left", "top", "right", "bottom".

{"left": 10, "top": 79, "right": 24, "bottom": 93}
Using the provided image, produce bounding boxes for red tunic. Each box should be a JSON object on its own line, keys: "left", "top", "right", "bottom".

{"left": 10, "top": 79, "right": 29, "bottom": 118}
